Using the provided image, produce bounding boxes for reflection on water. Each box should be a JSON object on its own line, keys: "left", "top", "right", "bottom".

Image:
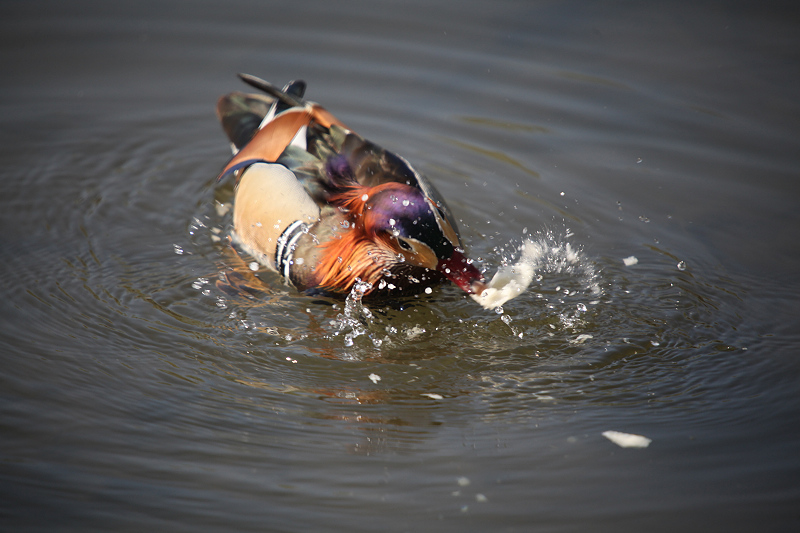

{"left": 2, "top": 0, "right": 800, "bottom": 531}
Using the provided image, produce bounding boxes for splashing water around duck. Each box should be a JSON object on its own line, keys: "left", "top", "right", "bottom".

{"left": 327, "top": 278, "right": 385, "bottom": 350}
{"left": 322, "top": 228, "right": 602, "bottom": 348}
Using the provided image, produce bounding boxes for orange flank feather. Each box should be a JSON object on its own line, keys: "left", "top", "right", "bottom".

{"left": 218, "top": 104, "right": 348, "bottom": 181}
{"left": 308, "top": 103, "right": 347, "bottom": 129}
{"left": 218, "top": 108, "right": 311, "bottom": 179}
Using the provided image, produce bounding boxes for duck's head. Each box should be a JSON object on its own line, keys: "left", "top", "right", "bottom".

{"left": 323, "top": 181, "right": 487, "bottom": 296}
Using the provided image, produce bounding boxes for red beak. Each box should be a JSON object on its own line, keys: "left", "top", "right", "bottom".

{"left": 437, "top": 250, "right": 487, "bottom": 295}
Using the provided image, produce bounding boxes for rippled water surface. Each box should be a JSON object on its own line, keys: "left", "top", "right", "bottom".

{"left": 2, "top": 1, "right": 799, "bottom": 531}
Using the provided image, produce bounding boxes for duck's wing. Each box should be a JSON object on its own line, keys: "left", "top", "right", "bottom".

{"left": 215, "top": 91, "right": 274, "bottom": 152}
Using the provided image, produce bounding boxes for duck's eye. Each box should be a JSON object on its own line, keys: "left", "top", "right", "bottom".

{"left": 397, "top": 238, "right": 413, "bottom": 251}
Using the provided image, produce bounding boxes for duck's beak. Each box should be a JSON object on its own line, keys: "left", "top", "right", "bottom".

{"left": 437, "top": 250, "right": 487, "bottom": 296}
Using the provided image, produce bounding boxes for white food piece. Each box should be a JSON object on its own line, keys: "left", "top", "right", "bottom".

{"left": 471, "top": 240, "right": 542, "bottom": 309}
{"left": 421, "top": 393, "right": 444, "bottom": 400}
{"left": 602, "top": 430, "right": 652, "bottom": 448}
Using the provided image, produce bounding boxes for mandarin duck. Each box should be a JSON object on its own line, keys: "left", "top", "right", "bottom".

{"left": 216, "top": 74, "right": 487, "bottom": 300}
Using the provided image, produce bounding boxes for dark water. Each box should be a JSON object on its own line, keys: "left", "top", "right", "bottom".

{"left": 2, "top": 1, "right": 799, "bottom": 531}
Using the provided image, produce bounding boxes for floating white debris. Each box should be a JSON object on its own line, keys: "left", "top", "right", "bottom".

{"left": 248, "top": 261, "right": 259, "bottom": 271}
{"left": 368, "top": 373, "right": 381, "bottom": 384}
{"left": 422, "top": 393, "right": 443, "bottom": 400}
{"left": 457, "top": 477, "right": 471, "bottom": 487}
{"left": 570, "top": 333, "right": 594, "bottom": 344}
{"left": 602, "top": 430, "right": 652, "bottom": 448}
{"left": 475, "top": 494, "right": 488, "bottom": 503}
{"left": 623, "top": 256, "right": 638, "bottom": 266}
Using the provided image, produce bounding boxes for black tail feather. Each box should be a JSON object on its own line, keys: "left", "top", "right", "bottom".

{"left": 238, "top": 73, "right": 306, "bottom": 109}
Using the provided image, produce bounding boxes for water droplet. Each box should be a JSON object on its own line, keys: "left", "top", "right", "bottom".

{"left": 249, "top": 262, "right": 259, "bottom": 271}
{"left": 353, "top": 279, "right": 373, "bottom": 297}
{"left": 402, "top": 199, "right": 410, "bottom": 206}
{"left": 677, "top": 260, "right": 686, "bottom": 271}
{"left": 424, "top": 287, "right": 433, "bottom": 294}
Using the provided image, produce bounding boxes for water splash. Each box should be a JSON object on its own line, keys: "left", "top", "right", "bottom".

{"left": 472, "top": 230, "right": 600, "bottom": 310}
{"left": 327, "top": 279, "right": 384, "bottom": 349}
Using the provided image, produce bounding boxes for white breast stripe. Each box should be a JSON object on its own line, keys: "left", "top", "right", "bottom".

{"left": 276, "top": 220, "right": 308, "bottom": 280}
